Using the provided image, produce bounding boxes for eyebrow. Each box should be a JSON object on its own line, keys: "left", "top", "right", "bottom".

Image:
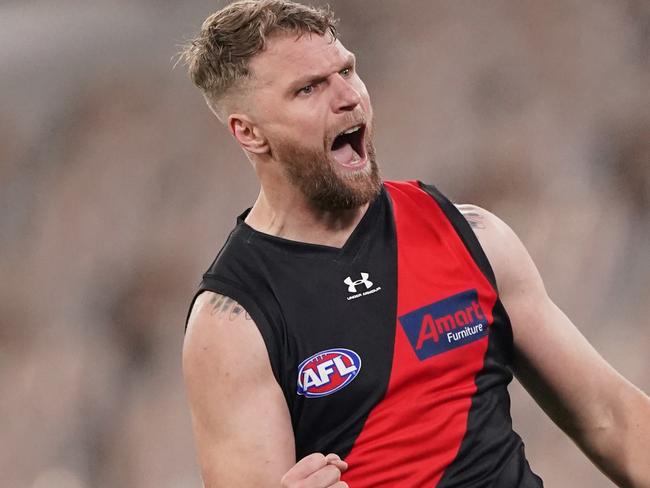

{"left": 287, "top": 53, "right": 356, "bottom": 94}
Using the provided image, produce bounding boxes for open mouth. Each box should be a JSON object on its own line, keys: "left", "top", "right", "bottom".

{"left": 330, "top": 124, "right": 367, "bottom": 168}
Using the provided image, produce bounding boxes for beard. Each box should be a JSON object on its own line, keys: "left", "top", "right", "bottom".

{"left": 269, "top": 125, "right": 381, "bottom": 212}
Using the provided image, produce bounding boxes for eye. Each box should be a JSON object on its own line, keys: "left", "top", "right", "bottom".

{"left": 298, "top": 85, "right": 314, "bottom": 95}
{"left": 340, "top": 67, "right": 352, "bottom": 77}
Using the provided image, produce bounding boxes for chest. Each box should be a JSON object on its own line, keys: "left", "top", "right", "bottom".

{"left": 269, "top": 209, "right": 498, "bottom": 458}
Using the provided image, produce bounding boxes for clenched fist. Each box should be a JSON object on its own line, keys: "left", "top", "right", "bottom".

{"left": 281, "top": 453, "right": 349, "bottom": 488}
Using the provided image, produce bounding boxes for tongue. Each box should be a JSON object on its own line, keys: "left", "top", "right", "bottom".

{"left": 331, "top": 142, "right": 361, "bottom": 168}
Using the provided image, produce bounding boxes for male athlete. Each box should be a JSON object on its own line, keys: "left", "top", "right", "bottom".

{"left": 181, "top": 1, "right": 650, "bottom": 487}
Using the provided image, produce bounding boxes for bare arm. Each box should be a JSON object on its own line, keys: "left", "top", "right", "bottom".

{"left": 183, "top": 291, "right": 295, "bottom": 486}
{"left": 183, "top": 291, "right": 348, "bottom": 488}
{"left": 458, "top": 204, "right": 650, "bottom": 487}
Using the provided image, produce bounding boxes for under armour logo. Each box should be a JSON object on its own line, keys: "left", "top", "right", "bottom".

{"left": 344, "top": 273, "right": 373, "bottom": 293}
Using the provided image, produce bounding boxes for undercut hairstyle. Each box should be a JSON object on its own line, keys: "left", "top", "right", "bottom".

{"left": 180, "top": 0, "right": 338, "bottom": 120}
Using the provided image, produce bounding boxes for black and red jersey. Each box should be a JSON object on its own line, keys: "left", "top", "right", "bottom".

{"left": 188, "top": 180, "right": 543, "bottom": 487}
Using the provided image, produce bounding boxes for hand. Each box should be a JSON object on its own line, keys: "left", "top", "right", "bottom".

{"left": 280, "top": 453, "right": 349, "bottom": 488}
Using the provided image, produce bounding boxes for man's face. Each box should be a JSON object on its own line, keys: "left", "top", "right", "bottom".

{"left": 247, "top": 33, "right": 380, "bottom": 210}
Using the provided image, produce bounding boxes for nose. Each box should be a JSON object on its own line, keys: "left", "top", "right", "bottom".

{"left": 331, "top": 74, "right": 361, "bottom": 113}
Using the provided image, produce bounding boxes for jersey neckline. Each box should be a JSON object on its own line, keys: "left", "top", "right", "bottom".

{"left": 235, "top": 185, "right": 386, "bottom": 261}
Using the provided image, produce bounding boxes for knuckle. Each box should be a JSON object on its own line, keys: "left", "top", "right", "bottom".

{"left": 305, "top": 452, "right": 327, "bottom": 471}
{"left": 324, "top": 464, "right": 341, "bottom": 481}
{"left": 302, "top": 452, "right": 325, "bottom": 465}
{"left": 307, "top": 465, "right": 340, "bottom": 486}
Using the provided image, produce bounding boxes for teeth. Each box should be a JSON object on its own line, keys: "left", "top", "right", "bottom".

{"left": 341, "top": 125, "right": 361, "bottom": 135}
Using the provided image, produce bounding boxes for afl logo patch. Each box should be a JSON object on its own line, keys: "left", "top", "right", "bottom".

{"left": 297, "top": 348, "right": 361, "bottom": 398}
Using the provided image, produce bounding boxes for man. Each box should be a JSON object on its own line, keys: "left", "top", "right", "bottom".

{"left": 181, "top": 1, "right": 650, "bottom": 487}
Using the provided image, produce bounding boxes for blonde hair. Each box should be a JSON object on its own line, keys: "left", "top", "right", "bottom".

{"left": 181, "top": 0, "right": 338, "bottom": 119}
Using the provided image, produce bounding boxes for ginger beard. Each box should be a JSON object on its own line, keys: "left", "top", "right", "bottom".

{"left": 269, "top": 122, "right": 381, "bottom": 211}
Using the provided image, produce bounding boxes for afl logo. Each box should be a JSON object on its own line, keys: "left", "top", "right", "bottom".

{"left": 297, "top": 348, "right": 362, "bottom": 398}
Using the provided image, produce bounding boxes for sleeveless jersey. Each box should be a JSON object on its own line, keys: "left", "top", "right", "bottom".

{"left": 187, "top": 180, "right": 543, "bottom": 487}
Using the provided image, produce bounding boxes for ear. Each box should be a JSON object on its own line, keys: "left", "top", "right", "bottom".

{"left": 228, "top": 114, "right": 269, "bottom": 155}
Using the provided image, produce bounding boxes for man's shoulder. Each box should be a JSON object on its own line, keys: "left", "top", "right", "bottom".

{"left": 202, "top": 221, "right": 258, "bottom": 277}
{"left": 452, "top": 204, "right": 540, "bottom": 298}
{"left": 455, "top": 204, "right": 491, "bottom": 231}
{"left": 453, "top": 204, "right": 515, "bottom": 247}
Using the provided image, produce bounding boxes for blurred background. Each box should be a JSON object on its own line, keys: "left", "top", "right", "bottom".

{"left": 1, "top": 0, "right": 648, "bottom": 486}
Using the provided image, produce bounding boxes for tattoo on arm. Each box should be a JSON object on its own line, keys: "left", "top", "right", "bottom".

{"left": 207, "top": 294, "right": 252, "bottom": 322}
{"left": 229, "top": 304, "right": 244, "bottom": 321}
{"left": 462, "top": 211, "right": 486, "bottom": 230}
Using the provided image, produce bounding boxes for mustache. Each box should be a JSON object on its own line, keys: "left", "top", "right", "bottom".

{"left": 326, "top": 111, "right": 369, "bottom": 142}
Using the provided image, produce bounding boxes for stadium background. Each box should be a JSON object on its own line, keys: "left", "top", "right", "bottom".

{"left": 1, "top": 0, "right": 648, "bottom": 486}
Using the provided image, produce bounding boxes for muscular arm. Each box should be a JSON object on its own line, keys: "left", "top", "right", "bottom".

{"left": 457, "top": 204, "right": 650, "bottom": 487}
{"left": 183, "top": 292, "right": 295, "bottom": 487}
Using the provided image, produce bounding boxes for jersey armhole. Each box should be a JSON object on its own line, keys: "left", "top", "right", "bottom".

{"left": 185, "top": 275, "right": 285, "bottom": 390}
{"left": 417, "top": 181, "right": 499, "bottom": 292}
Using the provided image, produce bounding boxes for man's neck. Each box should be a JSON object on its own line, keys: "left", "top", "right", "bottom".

{"left": 244, "top": 186, "right": 370, "bottom": 249}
